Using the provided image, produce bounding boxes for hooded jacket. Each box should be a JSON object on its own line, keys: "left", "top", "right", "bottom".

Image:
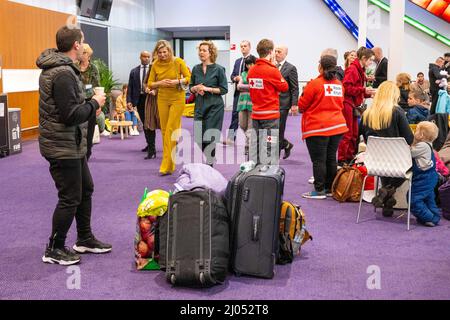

{"left": 37, "top": 49, "right": 98, "bottom": 159}
{"left": 343, "top": 59, "right": 370, "bottom": 108}
{"left": 406, "top": 105, "right": 429, "bottom": 124}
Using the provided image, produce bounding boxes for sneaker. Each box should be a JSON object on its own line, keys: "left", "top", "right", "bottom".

{"left": 325, "top": 189, "right": 333, "bottom": 197}
{"left": 222, "top": 139, "right": 234, "bottom": 146}
{"left": 42, "top": 246, "right": 81, "bottom": 266}
{"left": 302, "top": 191, "right": 327, "bottom": 200}
{"left": 100, "top": 131, "right": 110, "bottom": 137}
{"left": 308, "top": 176, "right": 315, "bottom": 184}
{"left": 73, "top": 237, "right": 112, "bottom": 254}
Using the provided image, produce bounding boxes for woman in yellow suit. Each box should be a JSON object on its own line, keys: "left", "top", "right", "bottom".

{"left": 147, "top": 40, "right": 191, "bottom": 175}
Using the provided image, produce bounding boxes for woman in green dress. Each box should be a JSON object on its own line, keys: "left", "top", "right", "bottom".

{"left": 190, "top": 41, "right": 228, "bottom": 166}
{"left": 79, "top": 43, "right": 107, "bottom": 160}
{"left": 237, "top": 55, "right": 257, "bottom": 157}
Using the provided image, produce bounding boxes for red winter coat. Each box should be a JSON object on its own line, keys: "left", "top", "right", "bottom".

{"left": 343, "top": 59, "right": 369, "bottom": 107}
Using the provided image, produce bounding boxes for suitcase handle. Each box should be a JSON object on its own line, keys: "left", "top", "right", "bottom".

{"left": 252, "top": 216, "right": 260, "bottom": 241}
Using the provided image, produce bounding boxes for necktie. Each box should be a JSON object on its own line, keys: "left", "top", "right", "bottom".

{"left": 277, "top": 63, "right": 281, "bottom": 70}
{"left": 142, "top": 65, "right": 147, "bottom": 93}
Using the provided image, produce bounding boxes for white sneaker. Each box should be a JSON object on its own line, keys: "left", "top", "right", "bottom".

{"left": 101, "top": 131, "right": 110, "bottom": 137}
{"left": 308, "top": 176, "right": 315, "bottom": 184}
{"left": 133, "top": 128, "right": 140, "bottom": 136}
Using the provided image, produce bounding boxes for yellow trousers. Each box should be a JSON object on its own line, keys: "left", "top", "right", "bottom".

{"left": 157, "top": 97, "right": 184, "bottom": 174}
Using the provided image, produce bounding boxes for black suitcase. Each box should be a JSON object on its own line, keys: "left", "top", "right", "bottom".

{"left": 226, "top": 165, "right": 285, "bottom": 279}
{"left": 159, "top": 188, "right": 229, "bottom": 287}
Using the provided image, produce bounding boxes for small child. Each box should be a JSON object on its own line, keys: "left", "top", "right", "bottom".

{"left": 406, "top": 89, "right": 430, "bottom": 124}
{"left": 410, "top": 121, "right": 441, "bottom": 227}
{"left": 116, "top": 84, "right": 139, "bottom": 136}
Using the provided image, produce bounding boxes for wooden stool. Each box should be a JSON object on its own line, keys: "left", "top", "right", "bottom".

{"left": 109, "top": 121, "right": 133, "bottom": 140}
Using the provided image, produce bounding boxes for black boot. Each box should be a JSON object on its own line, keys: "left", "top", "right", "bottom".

{"left": 372, "top": 186, "right": 396, "bottom": 208}
{"left": 145, "top": 146, "right": 156, "bottom": 160}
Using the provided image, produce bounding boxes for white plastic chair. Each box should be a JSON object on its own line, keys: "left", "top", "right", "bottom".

{"left": 356, "top": 136, "right": 413, "bottom": 230}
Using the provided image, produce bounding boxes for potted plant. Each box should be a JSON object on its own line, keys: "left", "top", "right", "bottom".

{"left": 91, "top": 58, "right": 120, "bottom": 115}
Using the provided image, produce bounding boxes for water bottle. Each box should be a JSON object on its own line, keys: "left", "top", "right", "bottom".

{"left": 240, "top": 160, "right": 256, "bottom": 173}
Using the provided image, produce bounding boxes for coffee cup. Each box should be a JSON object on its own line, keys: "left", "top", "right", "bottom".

{"left": 94, "top": 87, "right": 105, "bottom": 95}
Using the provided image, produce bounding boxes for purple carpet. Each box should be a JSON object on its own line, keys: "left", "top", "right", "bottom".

{"left": 1, "top": 112, "right": 449, "bottom": 300}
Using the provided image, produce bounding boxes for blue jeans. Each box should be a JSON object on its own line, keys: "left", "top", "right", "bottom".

{"left": 125, "top": 111, "right": 138, "bottom": 126}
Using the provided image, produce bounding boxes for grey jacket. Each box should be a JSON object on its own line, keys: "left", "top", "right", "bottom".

{"left": 37, "top": 49, "right": 92, "bottom": 159}
{"left": 279, "top": 61, "right": 299, "bottom": 110}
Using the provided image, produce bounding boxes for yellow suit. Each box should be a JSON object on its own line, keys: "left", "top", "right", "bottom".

{"left": 148, "top": 58, "right": 191, "bottom": 174}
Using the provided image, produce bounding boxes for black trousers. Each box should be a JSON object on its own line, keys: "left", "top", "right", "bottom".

{"left": 305, "top": 135, "right": 343, "bottom": 192}
{"left": 86, "top": 115, "right": 96, "bottom": 161}
{"left": 279, "top": 109, "right": 291, "bottom": 152}
{"left": 46, "top": 157, "right": 94, "bottom": 249}
{"left": 227, "top": 93, "right": 240, "bottom": 140}
{"left": 430, "top": 92, "right": 439, "bottom": 115}
{"left": 136, "top": 94, "right": 156, "bottom": 152}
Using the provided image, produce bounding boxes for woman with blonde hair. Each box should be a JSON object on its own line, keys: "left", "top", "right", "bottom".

{"left": 147, "top": 40, "right": 191, "bottom": 175}
{"left": 359, "top": 81, "right": 414, "bottom": 217}
{"left": 190, "top": 41, "right": 228, "bottom": 166}
{"left": 79, "top": 43, "right": 108, "bottom": 160}
{"left": 396, "top": 72, "right": 412, "bottom": 111}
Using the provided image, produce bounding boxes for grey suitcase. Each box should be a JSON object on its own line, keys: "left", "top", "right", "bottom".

{"left": 226, "top": 165, "right": 285, "bottom": 279}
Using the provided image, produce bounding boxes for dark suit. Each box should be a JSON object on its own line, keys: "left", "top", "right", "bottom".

{"left": 227, "top": 57, "right": 245, "bottom": 140}
{"left": 429, "top": 63, "right": 447, "bottom": 115}
{"left": 373, "top": 57, "right": 388, "bottom": 89}
{"left": 278, "top": 61, "right": 299, "bottom": 151}
{"left": 127, "top": 64, "right": 155, "bottom": 152}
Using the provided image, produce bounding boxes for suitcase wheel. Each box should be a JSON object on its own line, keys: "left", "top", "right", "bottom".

{"left": 199, "top": 272, "right": 205, "bottom": 285}
{"left": 170, "top": 274, "right": 176, "bottom": 285}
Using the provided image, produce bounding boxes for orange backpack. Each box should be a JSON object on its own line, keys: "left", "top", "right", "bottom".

{"left": 331, "top": 165, "right": 364, "bottom": 202}
{"left": 278, "top": 202, "right": 312, "bottom": 265}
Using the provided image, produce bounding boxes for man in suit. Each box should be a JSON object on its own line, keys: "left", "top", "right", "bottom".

{"left": 429, "top": 56, "right": 446, "bottom": 114}
{"left": 225, "top": 40, "right": 252, "bottom": 145}
{"left": 127, "top": 51, "right": 155, "bottom": 159}
{"left": 275, "top": 46, "right": 299, "bottom": 160}
{"left": 372, "top": 47, "right": 388, "bottom": 89}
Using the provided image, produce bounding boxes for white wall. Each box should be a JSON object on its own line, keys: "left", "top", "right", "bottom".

{"left": 155, "top": 0, "right": 356, "bottom": 81}
{"left": 155, "top": 0, "right": 449, "bottom": 81}
{"left": 337, "top": 0, "right": 449, "bottom": 80}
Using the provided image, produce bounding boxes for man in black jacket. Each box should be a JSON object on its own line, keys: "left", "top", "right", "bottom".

{"left": 429, "top": 57, "right": 446, "bottom": 114}
{"left": 372, "top": 47, "right": 388, "bottom": 89}
{"left": 275, "top": 46, "right": 299, "bottom": 159}
{"left": 37, "top": 26, "right": 112, "bottom": 266}
{"left": 127, "top": 51, "right": 156, "bottom": 159}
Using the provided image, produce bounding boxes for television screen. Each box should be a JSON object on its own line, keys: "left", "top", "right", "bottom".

{"left": 95, "top": 0, "right": 113, "bottom": 21}
{"left": 409, "top": 0, "right": 450, "bottom": 23}
{"left": 79, "top": 0, "right": 97, "bottom": 18}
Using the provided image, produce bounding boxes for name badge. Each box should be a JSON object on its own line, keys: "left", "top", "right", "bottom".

{"left": 85, "top": 84, "right": 93, "bottom": 90}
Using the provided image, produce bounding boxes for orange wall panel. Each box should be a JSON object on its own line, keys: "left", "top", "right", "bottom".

{"left": 0, "top": 0, "right": 69, "bottom": 130}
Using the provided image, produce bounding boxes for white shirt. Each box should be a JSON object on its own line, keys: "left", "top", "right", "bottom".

{"left": 276, "top": 60, "right": 286, "bottom": 70}
{"left": 140, "top": 64, "right": 149, "bottom": 92}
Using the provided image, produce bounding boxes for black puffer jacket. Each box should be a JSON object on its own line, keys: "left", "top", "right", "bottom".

{"left": 37, "top": 49, "right": 96, "bottom": 159}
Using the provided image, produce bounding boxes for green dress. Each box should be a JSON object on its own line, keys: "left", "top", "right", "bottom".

{"left": 237, "top": 71, "right": 252, "bottom": 112}
{"left": 189, "top": 63, "right": 228, "bottom": 162}
{"left": 80, "top": 63, "right": 100, "bottom": 100}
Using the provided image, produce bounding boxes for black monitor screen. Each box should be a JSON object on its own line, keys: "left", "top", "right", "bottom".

{"left": 95, "top": 0, "right": 113, "bottom": 21}
{"left": 80, "top": 0, "right": 97, "bottom": 18}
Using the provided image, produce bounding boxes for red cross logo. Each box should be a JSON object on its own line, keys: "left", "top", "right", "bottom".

{"left": 249, "top": 80, "right": 255, "bottom": 87}
{"left": 326, "top": 86, "right": 333, "bottom": 95}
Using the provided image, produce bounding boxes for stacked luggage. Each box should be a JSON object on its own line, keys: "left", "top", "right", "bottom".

{"left": 142, "top": 163, "right": 311, "bottom": 288}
